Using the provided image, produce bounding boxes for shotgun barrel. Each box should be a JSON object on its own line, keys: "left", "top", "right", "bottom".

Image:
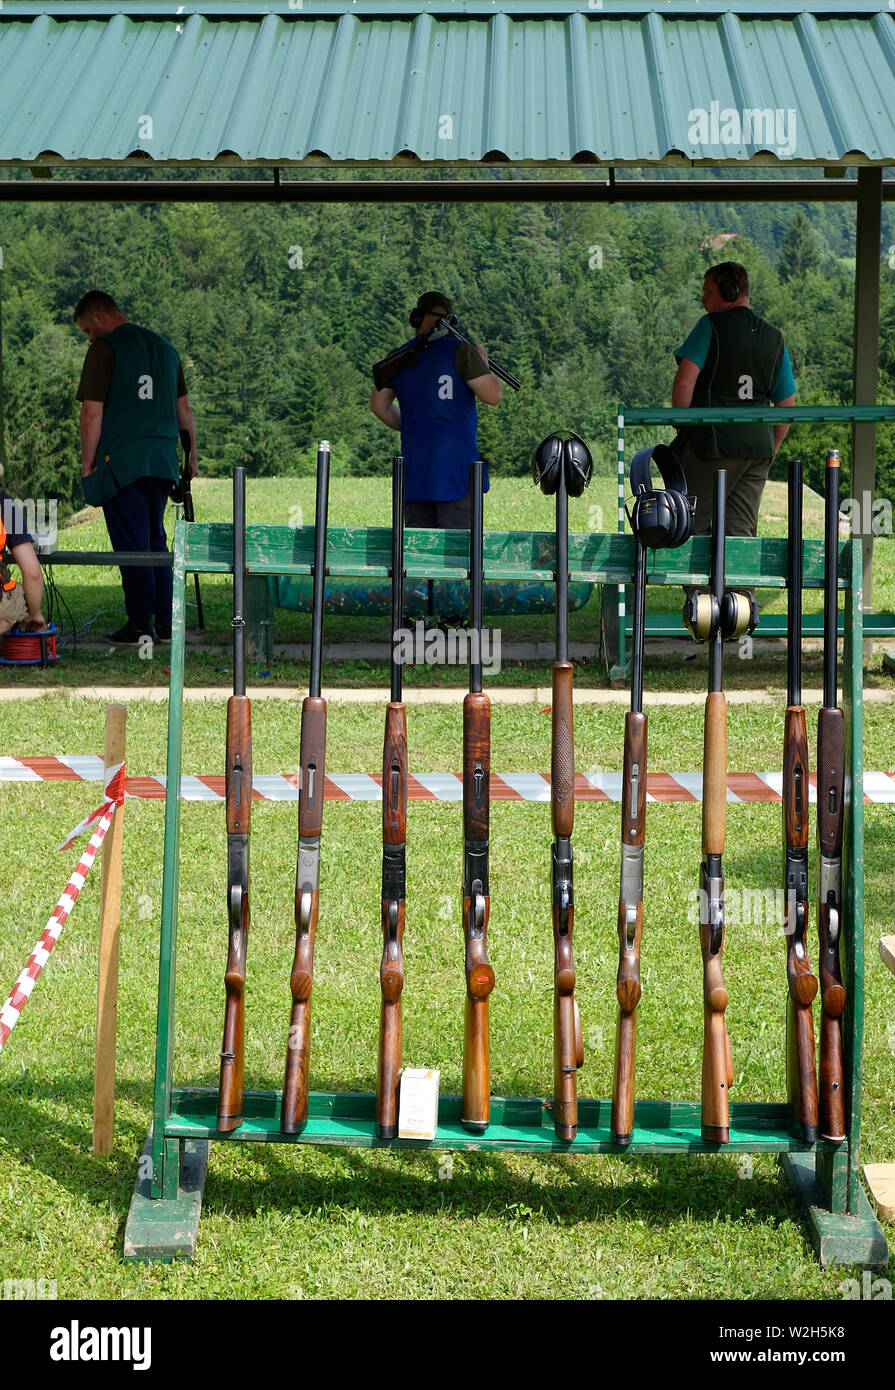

{"left": 550, "top": 469, "right": 583, "bottom": 1141}
{"left": 377, "top": 455, "right": 407, "bottom": 1139}
{"left": 817, "top": 449, "right": 846, "bottom": 1143}
{"left": 611, "top": 527, "right": 647, "bottom": 1145}
{"left": 218, "top": 467, "right": 251, "bottom": 1132}
{"left": 281, "top": 442, "right": 331, "bottom": 1133}
{"left": 461, "top": 458, "right": 495, "bottom": 1132}
{"left": 700, "top": 470, "right": 734, "bottom": 1144}
{"left": 784, "top": 460, "right": 820, "bottom": 1144}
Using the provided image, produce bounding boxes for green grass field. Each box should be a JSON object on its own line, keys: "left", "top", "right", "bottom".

{"left": 0, "top": 694, "right": 893, "bottom": 1299}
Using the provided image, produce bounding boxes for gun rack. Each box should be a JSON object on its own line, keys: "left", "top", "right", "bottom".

{"left": 125, "top": 520, "right": 887, "bottom": 1271}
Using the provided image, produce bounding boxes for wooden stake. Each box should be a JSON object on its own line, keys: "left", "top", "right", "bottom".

{"left": 93, "top": 703, "right": 126, "bottom": 1156}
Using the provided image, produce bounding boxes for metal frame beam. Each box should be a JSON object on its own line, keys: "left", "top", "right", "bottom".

{"left": 853, "top": 169, "right": 883, "bottom": 611}
{"left": 1, "top": 178, "right": 894, "bottom": 203}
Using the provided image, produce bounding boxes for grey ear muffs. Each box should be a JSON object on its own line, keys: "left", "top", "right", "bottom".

{"left": 629, "top": 444, "right": 694, "bottom": 549}
{"left": 531, "top": 429, "right": 593, "bottom": 498}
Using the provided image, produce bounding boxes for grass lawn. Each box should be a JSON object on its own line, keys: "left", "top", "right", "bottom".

{"left": 0, "top": 696, "right": 893, "bottom": 1299}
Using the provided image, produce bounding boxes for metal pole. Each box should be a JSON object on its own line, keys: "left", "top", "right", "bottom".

{"left": 852, "top": 168, "right": 882, "bottom": 613}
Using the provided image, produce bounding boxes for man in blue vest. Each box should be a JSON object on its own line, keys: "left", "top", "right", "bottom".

{"left": 369, "top": 292, "right": 502, "bottom": 528}
{"left": 75, "top": 291, "right": 197, "bottom": 646}
{"left": 670, "top": 262, "right": 796, "bottom": 537}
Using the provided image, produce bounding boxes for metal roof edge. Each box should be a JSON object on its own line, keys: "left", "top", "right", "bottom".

{"left": 1, "top": 2, "right": 892, "bottom": 19}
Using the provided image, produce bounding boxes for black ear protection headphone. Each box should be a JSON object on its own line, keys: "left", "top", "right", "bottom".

{"left": 715, "top": 263, "right": 744, "bottom": 304}
{"left": 628, "top": 444, "right": 695, "bottom": 549}
{"left": 531, "top": 429, "right": 593, "bottom": 499}
{"left": 409, "top": 305, "right": 459, "bottom": 330}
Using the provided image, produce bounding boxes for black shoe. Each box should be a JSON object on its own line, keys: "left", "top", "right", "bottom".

{"left": 154, "top": 630, "right": 171, "bottom": 644}
{"left": 105, "top": 621, "right": 155, "bottom": 647}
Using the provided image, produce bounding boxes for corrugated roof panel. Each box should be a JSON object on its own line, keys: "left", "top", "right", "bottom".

{"left": 0, "top": 10, "right": 894, "bottom": 166}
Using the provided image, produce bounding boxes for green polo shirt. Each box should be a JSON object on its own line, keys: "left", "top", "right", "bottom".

{"left": 77, "top": 323, "right": 186, "bottom": 504}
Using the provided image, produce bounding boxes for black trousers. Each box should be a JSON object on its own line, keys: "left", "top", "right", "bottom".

{"left": 102, "top": 477, "right": 174, "bottom": 633}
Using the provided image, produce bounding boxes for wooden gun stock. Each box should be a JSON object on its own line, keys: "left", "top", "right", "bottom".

{"left": 701, "top": 690, "right": 732, "bottom": 1143}
{"left": 378, "top": 701, "right": 407, "bottom": 1138}
{"left": 783, "top": 706, "right": 819, "bottom": 1143}
{"left": 551, "top": 660, "right": 582, "bottom": 1141}
{"left": 219, "top": 693, "right": 251, "bottom": 1131}
{"left": 611, "top": 709, "right": 646, "bottom": 1145}
{"left": 817, "top": 704, "right": 846, "bottom": 1141}
{"left": 462, "top": 690, "right": 494, "bottom": 1132}
{"left": 282, "top": 695, "right": 326, "bottom": 1133}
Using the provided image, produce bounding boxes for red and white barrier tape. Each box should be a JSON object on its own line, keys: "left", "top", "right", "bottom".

{"left": 0, "top": 756, "right": 894, "bottom": 802}
{"left": 0, "top": 765, "right": 125, "bottom": 1055}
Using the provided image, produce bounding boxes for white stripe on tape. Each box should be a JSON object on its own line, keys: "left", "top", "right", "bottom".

{"left": 498, "top": 773, "right": 551, "bottom": 801}
{"left": 58, "top": 756, "right": 106, "bottom": 779}
{"left": 327, "top": 773, "right": 381, "bottom": 801}
{"left": 864, "top": 772, "right": 895, "bottom": 801}
{"left": 179, "top": 775, "right": 222, "bottom": 801}
{"left": 0, "top": 758, "right": 40, "bottom": 781}
{"left": 412, "top": 773, "right": 463, "bottom": 801}
{"left": 253, "top": 774, "right": 300, "bottom": 801}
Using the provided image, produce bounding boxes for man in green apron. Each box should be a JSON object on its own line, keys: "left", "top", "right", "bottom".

{"left": 75, "top": 291, "right": 197, "bottom": 646}
{"left": 671, "top": 262, "right": 796, "bottom": 537}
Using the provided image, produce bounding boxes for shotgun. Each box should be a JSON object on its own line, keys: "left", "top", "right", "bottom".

{"left": 549, "top": 457, "right": 584, "bottom": 1141}
{"left": 377, "top": 454, "right": 407, "bottom": 1139}
{"left": 372, "top": 318, "right": 520, "bottom": 393}
{"left": 218, "top": 466, "right": 251, "bottom": 1131}
{"left": 461, "top": 457, "right": 495, "bottom": 1132}
{"left": 172, "top": 428, "right": 204, "bottom": 630}
{"left": 817, "top": 448, "right": 846, "bottom": 1143}
{"left": 611, "top": 522, "right": 647, "bottom": 1146}
{"left": 783, "top": 459, "right": 819, "bottom": 1144}
{"left": 700, "top": 469, "right": 735, "bottom": 1144}
{"left": 282, "top": 443, "right": 331, "bottom": 1132}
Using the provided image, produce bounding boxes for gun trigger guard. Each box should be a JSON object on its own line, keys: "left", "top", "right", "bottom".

{"left": 557, "top": 882, "right": 571, "bottom": 933}
{"left": 472, "top": 891, "right": 486, "bottom": 932}
{"left": 388, "top": 900, "right": 399, "bottom": 937}
{"left": 228, "top": 884, "right": 243, "bottom": 935}
{"left": 298, "top": 888, "right": 313, "bottom": 933}
{"left": 827, "top": 906, "right": 840, "bottom": 946}
{"left": 624, "top": 902, "right": 638, "bottom": 950}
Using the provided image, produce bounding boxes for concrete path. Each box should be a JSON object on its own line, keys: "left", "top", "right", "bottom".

{"left": 2, "top": 684, "right": 894, "bottom": 706}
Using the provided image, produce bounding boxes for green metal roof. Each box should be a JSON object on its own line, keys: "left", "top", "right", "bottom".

{"left": 1, "top": 2, "right": 894, "bottom": 166}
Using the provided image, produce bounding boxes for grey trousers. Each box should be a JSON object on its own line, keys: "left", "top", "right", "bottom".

{"left": 673, "top": 437, "right": 773, "bottom": 538}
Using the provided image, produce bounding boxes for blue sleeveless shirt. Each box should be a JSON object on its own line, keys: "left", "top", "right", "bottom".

{"left": 391, "top": 336, "right": 489, "bottom": 501}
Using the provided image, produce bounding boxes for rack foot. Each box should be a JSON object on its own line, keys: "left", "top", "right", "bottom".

{"left": 781, "top": 1153, "right": 889, "bottom": 1270}
{"left": 124, "top": 1128, "right": 209, "bottom": 1264}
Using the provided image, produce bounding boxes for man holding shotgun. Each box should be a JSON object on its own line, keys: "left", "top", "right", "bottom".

{"left": 370, "top": 293, "right": 502, "bottom": 530}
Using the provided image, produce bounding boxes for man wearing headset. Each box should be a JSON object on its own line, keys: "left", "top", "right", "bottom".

{"left": 369, "top": 292, "right": 502, "bottom": 529}
{"left": 670, "top": 262, "right": 796, "bottom": 538}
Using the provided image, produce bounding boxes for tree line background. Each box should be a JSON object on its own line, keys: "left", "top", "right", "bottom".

{"left": 1, "top": 172, "right": 893, "bottom": 517}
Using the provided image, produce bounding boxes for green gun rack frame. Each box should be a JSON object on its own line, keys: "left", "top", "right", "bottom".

{"left": 125, "top": 519, "right": 888, "bottom": 1270}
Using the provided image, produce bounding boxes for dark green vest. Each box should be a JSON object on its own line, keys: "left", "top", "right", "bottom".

{"left": 681, "top": 308, "right": 784, "bottom": 462}
{"left": 89, "top": 324, "right": 180, "bottom": 503}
